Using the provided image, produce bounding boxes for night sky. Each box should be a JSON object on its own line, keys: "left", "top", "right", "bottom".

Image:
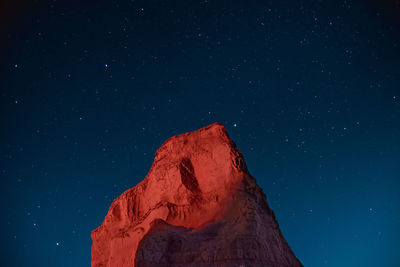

{"left": 1, "top": 0, "right": 400, "bottom": 266}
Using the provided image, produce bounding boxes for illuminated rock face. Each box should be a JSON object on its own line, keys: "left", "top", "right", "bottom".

{"left": 91, "top": 123, "right": 302, "bottom": 267}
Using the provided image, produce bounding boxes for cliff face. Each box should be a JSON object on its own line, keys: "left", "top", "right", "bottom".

{"left": 91, "top": 122, "right": 302, "bottom": 267}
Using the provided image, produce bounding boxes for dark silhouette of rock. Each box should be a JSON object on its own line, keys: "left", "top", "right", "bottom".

{"left": 91, "top": 122, "right": 302, "bottom": 267}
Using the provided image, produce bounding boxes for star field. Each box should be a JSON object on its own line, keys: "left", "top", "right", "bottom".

{"left": 1, "top": 0, "right": 399, "bottom": 266}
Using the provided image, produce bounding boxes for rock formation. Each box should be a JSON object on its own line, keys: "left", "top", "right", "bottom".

{"left": 91, "top": 122, "right": 302, "bottom": 267}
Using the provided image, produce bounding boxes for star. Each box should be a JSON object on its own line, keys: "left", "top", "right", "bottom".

{"left": 369, "top": 207, "right": 374, "bottom": 213}
{"left": 233, "top": 123, "right": 237, "bottom": 127}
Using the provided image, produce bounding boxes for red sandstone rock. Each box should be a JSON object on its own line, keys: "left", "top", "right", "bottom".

{"left": 91, "top": 122, "right": 302, "bottom": 267}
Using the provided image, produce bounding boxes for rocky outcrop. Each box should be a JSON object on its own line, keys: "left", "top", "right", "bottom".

{"left": 91, "top": 122, "right": 302, "bottom": 267}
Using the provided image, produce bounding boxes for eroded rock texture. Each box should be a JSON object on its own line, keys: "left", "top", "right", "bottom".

{"left": 91, "top": 122, "right": 302, "bottom": 267}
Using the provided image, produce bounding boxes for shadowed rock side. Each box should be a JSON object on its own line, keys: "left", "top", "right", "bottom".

{"left": 91, "top": 122, "right": 302, "bottom": 267}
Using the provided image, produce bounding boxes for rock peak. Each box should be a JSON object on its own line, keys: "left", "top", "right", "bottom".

{"left": 91, "top": 123, "right": 302, "bottom": 267}
{"left": 200, "top": 121, "right": 226, "bottom": 130}
{"left": 154, "top": 122, "right": 228, "bottom": 159}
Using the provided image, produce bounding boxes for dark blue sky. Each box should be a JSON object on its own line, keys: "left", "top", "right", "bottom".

{"left": 1, "top": 0, "right": 399, "bottom": 266}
